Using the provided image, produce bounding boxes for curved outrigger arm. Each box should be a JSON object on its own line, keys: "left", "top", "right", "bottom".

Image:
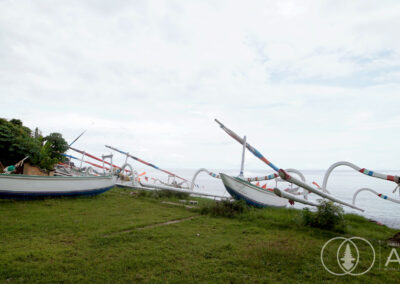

{"left": 322, "top": 161, "right": 400, "bottom": 194}
{"left": 215, "top": 119, "right": 364, "bottom": 212}
{"left": 191, "top": 168, "right": 279, "bottom": 181}
{"left": 352, "top": 188, "right": 400, "bottom": 206}
{"left": 190, "top": 168, "right": 307, "bottom": 197}
{"left": 118, "top": 163, "right": 138, "bottom": 183}
{"left": 190, "top": 168, "right": 279, "bottom": 190}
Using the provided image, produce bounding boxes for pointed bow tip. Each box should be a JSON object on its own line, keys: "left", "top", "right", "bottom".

{"left": 214, "top": 119, "right": 223, "bottom": 126}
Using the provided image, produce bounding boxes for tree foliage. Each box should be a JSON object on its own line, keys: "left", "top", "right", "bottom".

{"left": 0, "top": 118, "right": 68, "bottom": 171}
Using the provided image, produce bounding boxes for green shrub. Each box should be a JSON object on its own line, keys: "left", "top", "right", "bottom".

{"left": 201, "top": 199, "right": 249, "bottom": 218}
{"left": 155, "top": 190, "right": 190, "bottom": 199}
{"left": 135, "top": 189, "right": 189, "bottom": 199}
{"left": 136, "top": 190, "right": 152, "bottom": 198}
{"left": 302, "top": 201, "right": 346, "bottom": 231}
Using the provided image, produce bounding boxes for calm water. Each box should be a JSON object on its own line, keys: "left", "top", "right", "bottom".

{"left": 140, "top": 168, "right": 400, "bottom": 229}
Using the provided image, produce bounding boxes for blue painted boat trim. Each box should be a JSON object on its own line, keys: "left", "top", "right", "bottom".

{"left": 0, "top": 186, "right": 114, "bottom": 199}
{"left": 0, "top": 173, "right": 113, "bottom": 179}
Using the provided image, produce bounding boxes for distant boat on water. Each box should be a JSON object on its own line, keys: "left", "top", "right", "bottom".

{"left": 0, "top": 174, "right": 116, "bottom": 199}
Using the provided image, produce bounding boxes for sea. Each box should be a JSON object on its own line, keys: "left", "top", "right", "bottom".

{"left": 140, "top": 168, "right": 400, "bottom": 230}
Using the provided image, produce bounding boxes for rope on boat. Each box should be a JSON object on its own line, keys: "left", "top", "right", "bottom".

{"left": 393, "top": 185, "right": 400, "bottom": 195}
{"left": 215, "top": 119, "right": 364, "bottom": 212}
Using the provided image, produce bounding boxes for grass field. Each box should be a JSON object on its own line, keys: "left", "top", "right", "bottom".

{"left": 0, "top": 187, "right": 399, "bottom": 283}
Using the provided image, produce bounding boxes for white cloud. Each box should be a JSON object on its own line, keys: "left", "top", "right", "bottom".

{"left": 0, "top": 0, "right": 399, "bottom": 173}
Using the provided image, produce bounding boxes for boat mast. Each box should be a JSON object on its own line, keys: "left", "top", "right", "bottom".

{"left": 239, "top": 136, "right": 246, "bottom": 177}
{"left": 69, "top": 130, "right": 86, "bottom": 147}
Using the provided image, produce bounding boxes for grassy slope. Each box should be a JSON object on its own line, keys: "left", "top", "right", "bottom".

{"left": 0, "top": 187, "right": 399, "bottom": 283}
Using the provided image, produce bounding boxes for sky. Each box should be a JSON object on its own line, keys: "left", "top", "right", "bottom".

{"left": 1, "top": 0, "right": 400, "bottom": 173}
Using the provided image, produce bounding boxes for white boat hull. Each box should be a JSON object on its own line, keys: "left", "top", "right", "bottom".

{"left": 0, "top": 174, "right": 116, "bottom": 199}
{"left": 220, "top": 173, "right": 287, "bottom": 208}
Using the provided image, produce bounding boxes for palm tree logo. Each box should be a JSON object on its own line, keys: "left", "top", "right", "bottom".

{"left": 321, "top": 236, "right": 376, "bottom": 276}
{"left": 340, "top": 243, "right": 356, "bottom": 271}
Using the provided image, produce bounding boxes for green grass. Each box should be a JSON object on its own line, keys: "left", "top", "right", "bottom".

{"left": 0, "top": 187, "right": 399, "bottom": 283}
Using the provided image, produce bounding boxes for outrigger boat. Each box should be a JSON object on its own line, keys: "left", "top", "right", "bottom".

{"left": 219, "top": 173, "right": 288, "bottom": 207}
{"left": 0, "top": 174, "right": 116, "bottom": 199}
{"left": 193, "top": 120, "right": 400, "bottom": 210}
{"left": 214, "top": 119, "right": 365, "bottom": 211}
{"left": 0, "top": 153, "right": 117, "bottom": 199}
{"left": 191, "top": 167, "right": 312, "bottom": 207}
{"left": 191, "top": 133, "right": 311, "bottom": 207}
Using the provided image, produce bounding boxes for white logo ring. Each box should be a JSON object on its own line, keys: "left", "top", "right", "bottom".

{"left": 321, "top": 236, "right": 376, "bottom": 276}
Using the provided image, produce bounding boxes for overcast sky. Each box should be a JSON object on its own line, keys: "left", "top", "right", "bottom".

{"left": 1, "top": 0, "right": 399, "bottom": 172}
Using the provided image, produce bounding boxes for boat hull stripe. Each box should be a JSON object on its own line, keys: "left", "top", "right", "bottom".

{"left": 0, "top": 186, "right": 113, "bottom": 199}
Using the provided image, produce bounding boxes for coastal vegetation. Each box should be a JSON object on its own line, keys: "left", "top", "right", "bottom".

{"left": 201, "top": 199, "right": 249, "bottom": 218}
{"left": 0, "top": 118, "right": 68, "bottom": 171}
{"left": 302, "top": 201, "right": 346, "bottom": 232}
{"left": 0, "top": 187, "right": 398, "bottom": 283}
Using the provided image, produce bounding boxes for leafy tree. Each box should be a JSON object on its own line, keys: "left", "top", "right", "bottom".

{"left": 9, "top": 119, "right": 23, "bottom": 126}
{"left": 0, "top": 118, "right": 68, "bottom": 171}
{"left": 0, "top": 118, "right": 40, "bottom": 165}
{"left": 34, "top": 127, "right": 42, "bottom": 139}
{"left": 43, "top": 133, "right": 69, "bottom": 161}
{"left": 37, "top": 133, "right": 69, "bottom": 170}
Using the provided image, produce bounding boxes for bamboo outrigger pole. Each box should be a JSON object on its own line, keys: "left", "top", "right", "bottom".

{"left": 214, "top": 119, "right": 364, "bottom": 212}
{"left": 105, "top": 145, "right": 192, "bottom": 184}
{"left": 62, "top": 153, "right": 110, "bottom": 171}
{"left": 69, "top": 147, "right": 127, "bottom": 172}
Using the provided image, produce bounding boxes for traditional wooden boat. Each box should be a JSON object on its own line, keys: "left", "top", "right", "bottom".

{"left": 220, "top": 173, "right": 288, "bottom": 208}
{"left": 0, "top": 174, "right": 116, "bottom": 199}
{"left": 215, "top": 119, "right": 364, "bottom": 211}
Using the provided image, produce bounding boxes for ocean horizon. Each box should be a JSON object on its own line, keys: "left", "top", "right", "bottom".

{"left": 137, "top": 168, "right": 400, "bottom": 229}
